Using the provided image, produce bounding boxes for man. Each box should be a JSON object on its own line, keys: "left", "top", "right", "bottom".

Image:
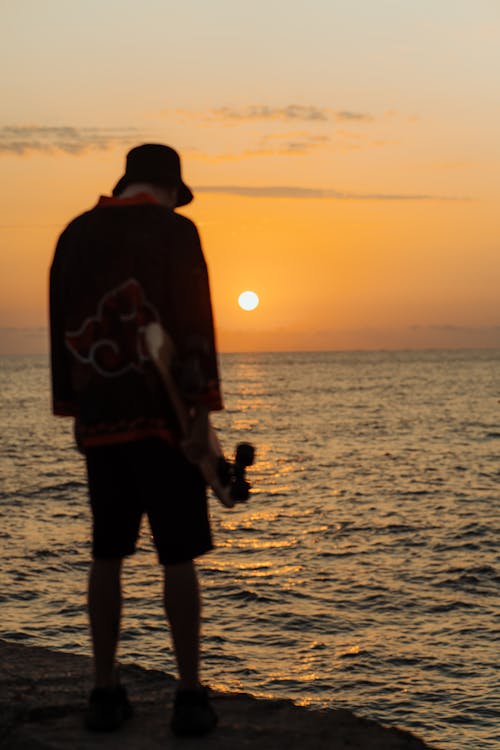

{"left": 49, "top": 144, "right": 222, "bottom": 736}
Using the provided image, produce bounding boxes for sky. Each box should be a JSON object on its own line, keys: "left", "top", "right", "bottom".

{"left": 1, "top": 0, "right": 499, "bottom": 353}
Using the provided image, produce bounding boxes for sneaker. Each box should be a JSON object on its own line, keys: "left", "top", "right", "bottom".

{"left": 171, "top": 687, "right": 218, "bottom": 737}
{"left": 85, "top": 684, "right": 133, "bottom": 732}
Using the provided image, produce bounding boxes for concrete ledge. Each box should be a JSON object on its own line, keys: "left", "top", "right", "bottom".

{"left": 0, "top": 639, "right": 438, "bottom": 749}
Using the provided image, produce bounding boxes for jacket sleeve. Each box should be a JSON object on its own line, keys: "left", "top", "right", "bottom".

{"left": 49, "top": 235, "right": 78, "bottom": 417}
{"left": 171, "top": 222, "right": 223, "bottom": 412}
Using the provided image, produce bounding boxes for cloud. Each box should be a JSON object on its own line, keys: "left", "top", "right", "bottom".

{"left": 2, "top": 324, "right": 498, "bottom": 356}
{"left": 408, "top": 324, "right": 500, "bottom": 334}
{"left": 257, "top": 132, "right": 331, "bottom": 154}
{"left": 0, "top": 126, "right": 141, "bottom": 156}
{"left": 0, "top": 327, "right": 48, "bottom": 355}
{"left": 212, "top": 105, "right": 330, "bottom": 122}
{"left": 194, "top": 185, "right": 464, "bottom": 201}
{"left": 185, "top": 132, "right": 332, "bottom": 162}
{"left": 178, "top": 105, "right": 374, "bottom": 124}
{"left": 244, "top": 133, "right": 330, "bottom": 158}
{"left": 218, "top": 325, "right": 500, "bottom": 353}
{"left": 0, "top": 327, "right": 47, "bottom": 336}
{"left": 334, "top": 111, "right": 373, "bottom": 122}
{"left": 262, "top": 131, "right": 330, "bottom": 142}
{"left": 187, "top": 128, "right": 396, "bottom": 161}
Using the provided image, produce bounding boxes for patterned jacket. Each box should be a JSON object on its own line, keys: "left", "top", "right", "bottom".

{"left": 50, "top": 193, "right": 223, "bottom": 450}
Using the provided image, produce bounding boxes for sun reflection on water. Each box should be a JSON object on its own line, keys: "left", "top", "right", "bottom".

{"left": 2, "top": 352, "right": 499, "bottom": 749}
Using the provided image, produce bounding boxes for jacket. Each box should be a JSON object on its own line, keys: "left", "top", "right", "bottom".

{"left": 49, "top": 193, "right": 223, "bottom": 450}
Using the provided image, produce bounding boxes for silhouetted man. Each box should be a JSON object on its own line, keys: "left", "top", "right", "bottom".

{"left": 50, "top": 144, "right": 222, "bottom": 736}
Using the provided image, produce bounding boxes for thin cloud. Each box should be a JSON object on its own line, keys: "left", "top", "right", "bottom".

{"left": 188, "top": 130, "right": 395, "bottom": 161}
{"left": 408, "top": 324, "right": 500, "bottom": 334}
{"left": 186, "top": 145, "right": 328, "bottom": 162}
{"left": 177, "top": 105, "right": 374, "bottom": 124}
{"left": 259, "top": 132, "right": 330, "bottom": 152}
{"left": 0, "top": 326, "right": 47, "bottom": 337}
{"left": 0, "top": 126, "right": 141, "bottom": 156}
{"left": 194, "top": 185, "right": 465, "bottom": 201}
{"left": 262, "top": 131, "right": 330, "bottom": 142}
{"left": 213, "top": 105, "right": 330, "bottom": 122}
{"left": 250, "top": 133, "right": 331, "bottom": 156}
{"left": 186, "top": 134, "right": 331, "bottom": 162}
{"left": 334, "top": 110, "right": 373, "bottom": 122}
{"left": 217, "top": 324, "right": 500, "bottom": 353}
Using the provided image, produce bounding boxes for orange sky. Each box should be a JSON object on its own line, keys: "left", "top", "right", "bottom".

{"left": 1, "top": 1, "right": 499, "bottom": 353}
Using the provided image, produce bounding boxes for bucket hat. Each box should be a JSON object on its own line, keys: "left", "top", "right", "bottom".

{"left": 112, "top": 144, "right": 193, "bottom": 206}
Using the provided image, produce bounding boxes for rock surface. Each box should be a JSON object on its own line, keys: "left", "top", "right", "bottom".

{"left": 0, "top": 639, "right": 438, "bottom": 749}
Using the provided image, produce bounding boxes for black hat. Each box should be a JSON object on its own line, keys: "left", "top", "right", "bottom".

{"left": 112, "top": 144, "right": 193, "bottom": 206}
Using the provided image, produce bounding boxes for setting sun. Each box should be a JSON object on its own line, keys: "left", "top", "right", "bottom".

{"left": 238, "top": 291, "right": 259, "bottom": 311}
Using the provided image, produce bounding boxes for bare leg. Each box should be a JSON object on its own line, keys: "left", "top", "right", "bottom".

{"left": 88, "top": 558, "right": 122, "bottom": 688}
{"left": 164, "top": 560, "right": 201, "bottom": 690}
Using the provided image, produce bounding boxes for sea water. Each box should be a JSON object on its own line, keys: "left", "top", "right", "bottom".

{"left": 1, "top": 350, "right": 499, "bottom": 749}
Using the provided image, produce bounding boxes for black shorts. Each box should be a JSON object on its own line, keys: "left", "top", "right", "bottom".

{"left": 85, "top": 439, "right": 213, "bottom": 565}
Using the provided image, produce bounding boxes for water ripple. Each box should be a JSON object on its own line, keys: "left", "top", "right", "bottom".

{"left": 1, "top": 351, "right": 499, "bottom": 750}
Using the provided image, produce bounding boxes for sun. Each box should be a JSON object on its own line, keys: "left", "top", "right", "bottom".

{"left": 238, "top": 290, "right": 259, "bottom": 311}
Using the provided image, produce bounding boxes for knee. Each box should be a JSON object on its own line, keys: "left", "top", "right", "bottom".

{"left": 91, "top": 557, "right": 123, "bottom": 577}
{"left": 164, "top": 559, "right": 197, "bottom": 585}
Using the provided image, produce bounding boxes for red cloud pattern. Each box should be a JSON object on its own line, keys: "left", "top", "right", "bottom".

{"left": 65, "top": 279, "right": 159, "bottom": 376}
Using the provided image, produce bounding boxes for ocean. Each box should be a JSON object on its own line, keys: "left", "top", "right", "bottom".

{"left": 1, "top": 350, "right": 499, "bottom": 749}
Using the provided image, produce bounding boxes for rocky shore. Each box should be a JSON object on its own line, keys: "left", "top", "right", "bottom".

{"left": 0, "top": 639, "right": 437, "bottom": 749}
